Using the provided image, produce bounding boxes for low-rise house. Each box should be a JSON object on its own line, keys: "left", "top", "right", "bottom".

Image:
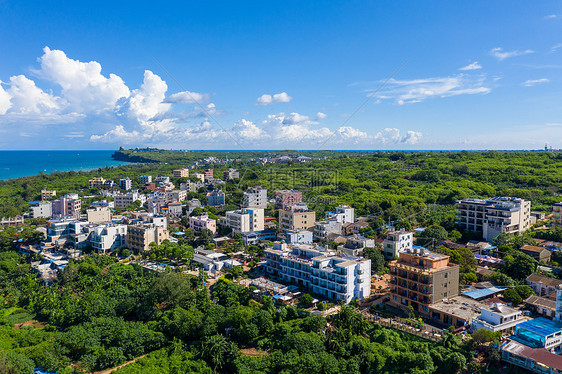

{"left": 284, "top": 229, "right": 313, "bottom": 244}
{"left": 313, "top": 220, "right": 342, "bottom": 242}
{"left": 325, "top": 205, "right": 354, "bottom": 224}
{"left": 428, "top": 296, "right": 483, "bottom": 328}
{"left": 189, "top": 213, "right": 217, "bottom": 234}
{"left": 525, "top": 295, "right": 557, "bottom": 319}
{"left": 337, "top": 235, "right": 375, "bottom": 256}
{"left": 471, "top": 303, "right": 525, "bottom": 334}
{"left": 526, "top": 274, "right": 562, "bottom": 297}
{"left": 521, "top": 244, "right": 551, "bottom": 263}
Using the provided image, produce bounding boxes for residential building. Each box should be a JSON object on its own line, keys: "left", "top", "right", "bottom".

{"left": 526, "top": 274, "right": 562, "bottom": 297}
{"left": 193, "top": 173, "right": 205, "bottom": 182}
{"left": 428, "top": 295, "right": 483, "bottom": 328}
{"left": 86, "top": 207, "right": 111, "bottom": 223}
{"left": 223, "top": 168, "right": 239, "bottom": 180}
{"left": 325, "top": 205, "right": 355, "bottom": 224}
{"left": 275, "top": 190, "right": 303, "bottom": 209}
{"left": 455, "top": 197, "right": 531, "bottom": 241}
{"left": 127, "top": 224, "right": 170, "bottom": 253}
{"left": 501, "top": 339, "right": 562, "bottom": 373}
{"left": 225, "top": 208, "right": 264, "bottom": 234}
{"left": 114, "top": 190, "right": 146, "bottom": 209}
{"left": 88, "top": 177, "right": 106, "bottom": 189}
{"left": 389, "top": 247, "right": 460, "bottom": 316}
{"left": 284, "top": 230, "right": 314, "bottom": 244}
{"left": 104, "top": 180, "right": 116, "bottom": 188}
{"left": 553, "top": 203, "right": 562, "bottom": 228}
{"left": 521, "top": 244, "right": 551, "bottom": 263}
{"left": 207, "top": 189, "right": 226, "bottom": 206}
{"left": 264, "top": 243, "right": 371, "bottom": 303}
{"left": 140, "top": 175, "right": 152, "bottom": 185}
{"left": 383, "top": 229, "right": 414, "bottom": 259}
{"left": 155, "top": 176, "right": 170, "bottom": 184}
{"left": 471, "top": 303, "right": 525, "bottom": 334}
{"left": 52, "top": 194, "right": 81, "bottom": 219}
{"left": 29, "top": 201, "right": 52, "bottom": 219}
{"left": 41, "top": 190, "right": 56, "bottom": 201}
{"left": 160, "top": 202, "right": 183, "bottom": 218}
{"left": 189, "top": 213, "right": 217, "bottom": 234}
{"left": 203, "top": 169, "right": 213, "bottom": 179}
{"left": 313, "top": 220, "right": 342, "bottom": 242}
{"left": 279, "top": 203, "right": 316, "bottom": 231}
{"left": 173, "top": 168, "right": 190, "bottom": 178}
{"left": 119, "top": 178, "right": 132, "bottom": 191}
{"left": 525, "top": 295, "right": 557, "bottom": 319}
{"left": 164, "top": 189, "right": 187, "bottom": 202}
{"left": 46, "top": 219, "right": 81, "bottom": 243}
{"left": 242, "top": 186, "right": 268, "bottom": 209}
{"left": 337, "top": 235, "right": 375, "bottom": 256}
{"left": 87, "top": 224, "right": 127, "bottom": 253}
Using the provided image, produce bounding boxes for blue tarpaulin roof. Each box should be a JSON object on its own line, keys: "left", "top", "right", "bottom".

{"left": 517, "top": 317, "right": 562, "bottom": 337}
{"left": 461, "top": 286, "right": 506, "bottom": 300}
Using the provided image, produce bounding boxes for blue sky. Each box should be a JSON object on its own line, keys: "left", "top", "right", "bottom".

{"left": 0, "top": 1, "right": 561, "bottom": 150}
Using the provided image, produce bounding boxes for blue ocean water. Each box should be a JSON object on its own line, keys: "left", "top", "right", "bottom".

{"left": 0, "top": 150, "right": 131, "bottom": 180}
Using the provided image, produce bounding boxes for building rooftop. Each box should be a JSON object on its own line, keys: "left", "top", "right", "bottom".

{"left": 461, "top": 286, "right": 506, "bottom": 300}
{"left": 502, "top": 340, "right": 562, "bottom": 371}
{"left": 430, "top": 296, "right": 482, "bottom": 321}
{"left": 526, "top": 274, "right": 562, "bottom": 288}
{"left": 525, "top": 295, "right": 556, "bottom": 310}
{"left": 517, "top": 317, "right": 562, "bottom": 338}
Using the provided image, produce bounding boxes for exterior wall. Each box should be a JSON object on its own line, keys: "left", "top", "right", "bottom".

{"left": 275, "top": 190, "right": 303, "bottom": 209}
{"left": 140, "top": 175, "right": 152, "bottom": 184}
{"left": 279, "top": 209, "right": 316, "bottom": 231}
{"left": 41, "top": 190, "right": 56, "bottom": 200}
{"left": 383, "top": 230, "right": 413, "bottom": 259}
{"left": 226, "top": 210, "right": 252, "bottom": 234}
{"left": 173, "top": 168, "right": 190, "bottom": 178}
{"left": 86, "top": 207, "right": 111, "bottom": 223}
{"left": 29, "top": 202, "right": 52, "bottom": 218}
{"left": 189, "top": 214, "right": 217, "bottom": 234}
{"left": 313, "top": 220, "right": 342, "bottom": 241}
{"left": 127, "top": 224, "right": 170, "bottom": 252}
{"left": 114, "top": 191, "right": 146, "bottom": 209}
{"left": 242, "top": 187, "right": 268, "bottom": 209}
{"left": 207, "top": 190, "right": 226, "bottom": 206}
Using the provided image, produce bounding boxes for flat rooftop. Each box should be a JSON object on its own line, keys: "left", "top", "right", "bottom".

{"left": 430, "top": 296, "right": 482, "bottom": 321}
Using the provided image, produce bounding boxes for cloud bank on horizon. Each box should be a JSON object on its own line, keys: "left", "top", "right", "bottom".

{"left": 0, "top": 47, "right": 422, "bottom": 149}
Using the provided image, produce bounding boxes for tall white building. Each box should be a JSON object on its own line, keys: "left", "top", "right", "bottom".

{"left": 242, "top": 186, "right": 268, "bottom": 209}
{"left": 383, "top": 229, "right": 413, "bottom": 259}
{"left": 456, "top": 197, "right": 531, "bottom": 241}
{"left": 225, "top": 208, "right": 264, "bottom": 234}
{"left": 120, "top": 178, "right": 132, "bottom": 191}
{"left": 325, "top": 205, "right": 355, "bottom": 224}
{"left": 29, "top": 201, "right": 52, "bottom": 218}
{"left": 114, "top": 190, "right": 146, "bottom": 209}
{"left": 140, "top": 175, "right": 152, "bottom": 185}
{"left": 264, "top": 243, "right": 371, "bottom": 303}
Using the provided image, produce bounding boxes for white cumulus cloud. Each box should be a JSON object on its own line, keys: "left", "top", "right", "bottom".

{"left": 255, "top": 92, "right": 292, "bottom": 105}
{"left": 164, "top": 90, "right": 210, "bottom": 104}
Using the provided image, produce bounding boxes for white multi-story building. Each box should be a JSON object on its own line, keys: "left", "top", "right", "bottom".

{"left": 114, "top": 190, "right": 146, "bottom": 209}
{"left": 264, "top": 243, "right": 371, "bottom": 303}
{"left": 471, "top": 303, "right": 525, "bottom": 334}
{"left": 325, "top": 205, "right": 355, "bottom": 224}
{"left": 383, "top": 229, "right": 413, "bottom": 259}
{"left": 119, "top": 178, "right": 132, "bottom": 191}
{"left": 155, "top": 176, "right": 170, "bottom": 185}
{"left": 456, "top": 197, "right": 531, "bottom": 241}
{"left": 225, "top": 208, "right": 264, "bottom": 234}
{"left": 164, "top": 190, "right": 187, "bottom": 202}
{"left": 140, "top": 175, "right": 152, "bottom": 185}
{"left": 313, "top": 220, "right": 342, "bottom": 242}
{"left": 87, "top": 224, "right": 127, "bottom": 253}
{"left": 242, "top": 186, "right": 268, "bottom": 209}
{"left": 29, "top": 201, "right": 52, "bottom": 218}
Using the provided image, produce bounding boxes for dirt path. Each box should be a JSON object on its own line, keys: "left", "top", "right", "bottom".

{"left": 94, "top": 354, "right": 148, "bottom": 374}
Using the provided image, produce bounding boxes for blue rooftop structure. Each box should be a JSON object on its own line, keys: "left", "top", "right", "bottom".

{"left": 461, "top": 286, "right": 506, "bottom": 300}
{"left": 511, "top": 317, "right": 562, "bottom": 349}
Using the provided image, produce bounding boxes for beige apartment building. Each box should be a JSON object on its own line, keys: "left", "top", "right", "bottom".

{"left": 86, "top": 207, "right": 112, "bottom": 223}
{"left": 127, "top": 224, "right": 170, "bottom": 252}
{"left": 456, "top": 197, "right": 531, "bottom": 241}
{"left": 278, "top": 203, "right": 316, "bottom": 231}
{"left": 41, "top": 190, "right": 56, "bottom": 201}
{"left": 173, "top": 168, "right": 190, "bottom": 178}
{"left": 88, "top": 177, "right": 106, "bottom": 189}
{"left": 389, "top": 247, "right": 459, "bottom": 316}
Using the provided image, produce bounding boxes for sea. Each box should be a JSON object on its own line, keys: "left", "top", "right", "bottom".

{"left": 0, "top": 150, "right": 131, "bottom": 180}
